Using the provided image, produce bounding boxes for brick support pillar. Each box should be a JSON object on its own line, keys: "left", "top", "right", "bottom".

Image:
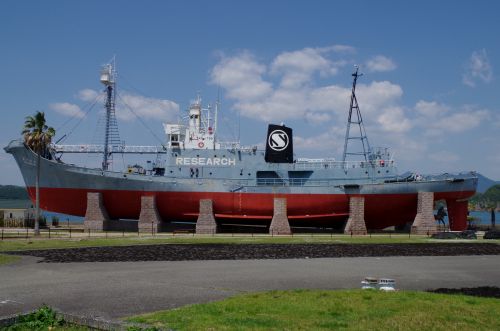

{"left": 196, "top": 199, "right": 218, "bottom": 234}
{"left": 84, "top": 192, "right": 110, "bottom": 231}
{"left": 411, "top": 192, "right": 437, "bottom": 235}
{"left": 138, "top": 196, "right": 163, "bottom": 233}
{"left": 269, "top": 198, "right": 291, "bottom": 235}
{"left": 344, "top": 196, "right": 367, "bottom": 235}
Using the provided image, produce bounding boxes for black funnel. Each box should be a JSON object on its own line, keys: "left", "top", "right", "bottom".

{"left": 264, "top": 124, "right": 293, "bottom": 163}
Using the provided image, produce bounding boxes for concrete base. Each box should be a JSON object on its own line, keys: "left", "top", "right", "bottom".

{"left": 106, "top": 220, "right": 138, "bottom": 232}
{"left": 84, "top": 192, "right": 110, "bottom": 231}
{"left": 196, "top": 199, "right": 218, "bottom": 234}
{"left": 344, "top": 197, "right": 367, "bottom": 235}
{"left": 411, "top": 192, "right": 437, "bottom": 235}
{"left": 269, "top": 198, "right": 292, "bottom": 235}
{"left": 138, "top": 196, "right": 163, "bottom": 233}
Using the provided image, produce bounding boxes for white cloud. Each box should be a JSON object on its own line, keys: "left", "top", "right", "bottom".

{"left": 414, "top": 101, "right": 489, "bottom": 136}
{"left": 294, "top": 126, "right": 345, "bottom": 154}
{"left": 294, "top": 132, "right": 334, "bottom": 151}
{"left": 304, "top": 111, "right": 332, "bottom": 124}
{"left": 211, "top": 52, "right": 272, "bottom": 101}
{"left": 211, "top": 48, "right": 404, "bottom": 124}
{"left": 116, "top": 93, "right": 180, "bottom": 121}
{"left": 365, "top": 55, "right": 397, "bottom": 72}
{"left": 211, "top": 46, "right": 495, "bottom": 175}
{"left": 270, "top": 47, "right": 340, "bottom": 88}
{"left": 55, "top": 89, "right": 179, "bottom": 122}
{"left": 49, "top": 102, "right": 85, "bottom": 118}
{"left": 414, "top": 100, "right": 449, "bottom": 117}
{"left": 376, "top": 106, "right": 412, "bottom": 133}
{"left": 494, "top": 114, "right": 500, "bottom": 128}
{"left": 77, "top": 88, "right": 100, "bottom": 102}
{"left": 435, "top": 108, "right": 489, "bottom": 133}
{"left": 463, "top": 49, "right": 493, "bottom": 87}
{"left": 324, "top": 45, "right": 357, "bottom": 53}
{"left": 356, "top": 81, "right": 403, "bottom": 115}
{"left": 308, "top": 85, "right": 351, "bottom": 115}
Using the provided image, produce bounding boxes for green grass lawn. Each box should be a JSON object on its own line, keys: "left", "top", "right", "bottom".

{"left": 0, "top": 234, "right": 463, "bottom": 252}
{"left": 128, "top": 289, "right": 500, "bottom": 331}
{"left": 0, "top": 253, "right": 20, "bottom": 265}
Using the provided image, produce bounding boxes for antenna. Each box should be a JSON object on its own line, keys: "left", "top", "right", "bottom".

{"left": 100, "top": 56, "right": 121, "bottom": 171}
{"left": 215, "top": 86, "right": 220, "bottom": 140}
{"left": 341, "top": 65, "right": 372, "bottom": 164}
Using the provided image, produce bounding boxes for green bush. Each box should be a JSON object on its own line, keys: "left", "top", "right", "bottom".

{"left": 5, "top": 305, "right": 64, "bottom": 330}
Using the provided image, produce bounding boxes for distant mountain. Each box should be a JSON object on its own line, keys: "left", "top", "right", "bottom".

{"left": 0, "top": 199, "right": 32, "bottom": 209}
{"left": 476, "top": 173, "right": 500, "bottom": 193}
{"left": 0, "top": 185, "right": 29, "bottom": 200}
{"left": 470, "top": 184, "right": 500, "bottom": 209}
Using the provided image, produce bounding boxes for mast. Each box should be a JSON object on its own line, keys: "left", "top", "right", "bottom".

{"left": 214, "top": 88, "right": 220, "bottom": 142}
{"left": 99, "top": 57, "right": 120, "bottom": 170}
{"left": 342, "top": 66, "right": 371, "bottom": 164}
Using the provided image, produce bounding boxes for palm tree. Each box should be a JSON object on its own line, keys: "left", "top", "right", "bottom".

{"left": 22, "top": 111, "right": 55, "bottom": 235}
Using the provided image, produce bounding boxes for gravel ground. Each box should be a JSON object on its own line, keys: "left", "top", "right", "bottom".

{"left": 429, "top": 286, "right": 500, "bottom": 298}
{"left": 7, "top": 243, "right": 500, "bottom": 263}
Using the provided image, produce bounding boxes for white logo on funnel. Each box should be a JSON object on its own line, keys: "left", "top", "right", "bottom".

{"left": 268, "top": 130, "right": 289, "bottom": 151}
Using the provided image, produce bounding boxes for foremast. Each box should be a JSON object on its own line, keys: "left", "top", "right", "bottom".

{"left": 342, "top": 66, "right": 372, "bottom": 164}
{"left": 99, "top": 58, "right": 120, "bottom": 170}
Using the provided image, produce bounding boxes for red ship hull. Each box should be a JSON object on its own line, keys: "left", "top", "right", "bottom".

{"left": 28, "top": 187, "right": 474, "bottom": 230}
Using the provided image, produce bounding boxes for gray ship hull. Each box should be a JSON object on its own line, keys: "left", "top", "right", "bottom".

{"left": 5, "top": 140, "right": 477, "bottom": 230}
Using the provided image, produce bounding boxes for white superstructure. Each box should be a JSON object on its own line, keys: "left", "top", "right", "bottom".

{"left": 163, "top": 96, "right": 220, "bottom": 150}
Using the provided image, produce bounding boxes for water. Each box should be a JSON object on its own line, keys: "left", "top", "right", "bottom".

{"left": 433, "top": 210, "right": 496, "bottom": 226}
{"left": 469, "top": 210, "right": 498, "bottom": 226}
{"left": 42, "top": 211, "right": 83, "bottom": 224}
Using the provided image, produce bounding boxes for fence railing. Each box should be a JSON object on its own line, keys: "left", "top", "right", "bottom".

{"left": 0, "top": 226, "right": 453, "bottom": 240}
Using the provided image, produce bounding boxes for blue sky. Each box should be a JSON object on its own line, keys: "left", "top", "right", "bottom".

{"left": 1, "top": 0, "right": 499, "bottom": 185}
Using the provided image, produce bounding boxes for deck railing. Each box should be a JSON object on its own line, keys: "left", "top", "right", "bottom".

{"left": 52, "top": 144, "right": 167, "bottom": 154}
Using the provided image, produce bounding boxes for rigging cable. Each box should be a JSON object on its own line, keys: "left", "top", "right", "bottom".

{"left": 116, "top": 93, "right": 166, "bottom": 148}
{"left": 55, "top": 93, "right": 104, "bottom": 144}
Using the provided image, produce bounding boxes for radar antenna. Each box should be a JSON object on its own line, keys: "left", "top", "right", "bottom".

{"left": 342, "top": 66, "right": 371, "bottom": 164}
{"left": 100, "top": 56, "right": 121, "bottom": 170}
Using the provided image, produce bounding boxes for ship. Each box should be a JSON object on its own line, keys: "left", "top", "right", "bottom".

{"left": 4, "top": 62, "right": 477, "bottom": 231}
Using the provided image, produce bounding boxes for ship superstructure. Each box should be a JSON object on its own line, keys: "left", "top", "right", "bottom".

{"left": 5, "top": 61, "right": 477, "bottom": 231}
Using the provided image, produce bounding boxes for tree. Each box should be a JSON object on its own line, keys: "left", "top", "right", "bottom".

{"left": 22, "top": 111, "right": 55, "bottom": 235}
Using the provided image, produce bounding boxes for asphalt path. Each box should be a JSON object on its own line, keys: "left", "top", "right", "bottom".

{"left": 1, "top": 255, "right": 499, "bottom": 320}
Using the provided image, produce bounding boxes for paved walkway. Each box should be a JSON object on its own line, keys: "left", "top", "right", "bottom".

{"left": 1, "top": 255, "right": 499, "bottom": 319}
